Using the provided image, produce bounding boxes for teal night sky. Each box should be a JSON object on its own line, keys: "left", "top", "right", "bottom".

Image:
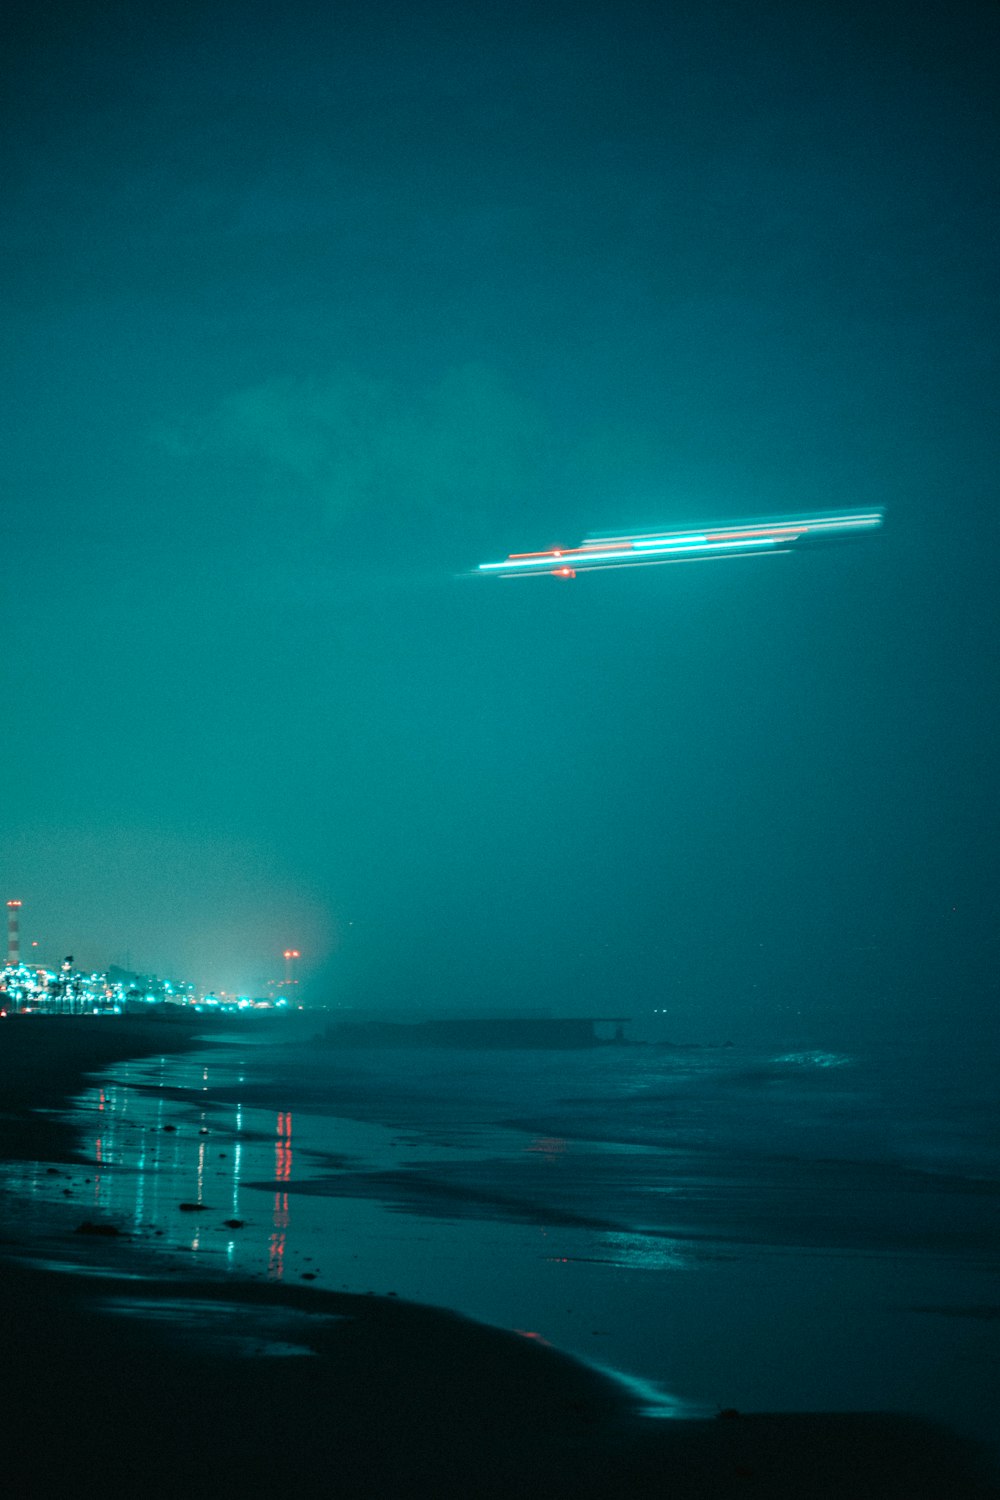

{"left": 3, "top": 1, "right": 998, "bottom": 1039}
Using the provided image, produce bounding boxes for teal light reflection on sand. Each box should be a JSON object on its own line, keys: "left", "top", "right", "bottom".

{"left": 10, "top": 1057, "right": 308, "bottom": 1281}
{"left": 63, "top": 1058, "right": 257, "bottom": 1262}
{"left": 545, "top": 1231, "right": 690, "bottom": 1273}
{"left": 771, "top": 1051, "right": 851, "bottom": 1069}
{"left": 594, "top": 1232, "right": 690, "bottom": 1271}
{"left": 100, "top": 1296, "right": 345, "bottom": 1358}
{"left": 587, "top": 1361, "right": 712, "bottom": 1420}
{"left": 8, "top": 1256, "right": 153, "bottom": 1281}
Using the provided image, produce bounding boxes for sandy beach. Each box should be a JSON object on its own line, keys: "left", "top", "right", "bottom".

{"left": 1, "top": 1014, "right": 996, "bottom": 1498}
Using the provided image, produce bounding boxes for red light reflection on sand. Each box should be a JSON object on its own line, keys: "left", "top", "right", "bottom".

{"left": 525, "top": 1136, "right": 567, "bottom": 1161}
{"left": 275, "top": 1112, "right": 292, "bottom": 1182}
{"left": 269, "top": 1113, "right": 293, "bottom": 1279}
{"left": 269, "top": 1193, "right": 289, "bottom": 1280}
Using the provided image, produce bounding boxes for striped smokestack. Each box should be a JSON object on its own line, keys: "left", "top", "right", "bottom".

{"left": 6, "top": 900, "right": 22, "bottom": 966}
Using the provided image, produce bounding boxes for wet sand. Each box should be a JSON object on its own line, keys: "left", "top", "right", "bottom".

{"left": 1, "top": 1014, "right": 997, "bottom": 1498}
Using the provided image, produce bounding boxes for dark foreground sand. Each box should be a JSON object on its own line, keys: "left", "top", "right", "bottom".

{"left": 1, "top": 1015, "right": 997, "bottom": 1499}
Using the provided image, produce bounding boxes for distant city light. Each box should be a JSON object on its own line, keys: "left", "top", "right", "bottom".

{"left": 0, "top": 898, "right": 305, "bottom": 1016}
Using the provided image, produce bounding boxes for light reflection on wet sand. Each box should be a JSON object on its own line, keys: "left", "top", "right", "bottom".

{"left": 0, "top": 1046, "right": 711, "bottom": 1422}
{"left": 1, "top": 1041, "right": 998, "bottom": 1452}
{"left": 99, "top": 1294, "right": 345, "bottom": 1356}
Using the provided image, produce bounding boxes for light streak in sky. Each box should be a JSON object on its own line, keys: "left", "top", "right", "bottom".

{"left": 478, "top": 509, "right": 884, "bottom": 578}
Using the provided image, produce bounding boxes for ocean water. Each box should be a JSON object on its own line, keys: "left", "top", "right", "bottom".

{"left": 4, "top": 1029, "right": 998, "bottom": 1448}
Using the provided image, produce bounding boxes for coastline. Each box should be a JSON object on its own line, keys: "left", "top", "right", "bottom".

{"left": 0, "top": 1012, "right": 218, "bottom": 1164}
{"left": 1, "top": 1014, "right": 996, "bottom": 1498}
